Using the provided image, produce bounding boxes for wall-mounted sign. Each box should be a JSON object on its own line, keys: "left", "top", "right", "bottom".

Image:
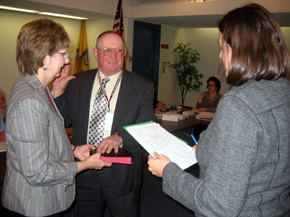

{"left": 161, "top": 44, "right": 169, "bottom": 49}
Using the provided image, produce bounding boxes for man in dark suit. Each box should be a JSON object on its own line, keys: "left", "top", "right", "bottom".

{"left": 53, "top": 31, "right": 154, "bottom": 217}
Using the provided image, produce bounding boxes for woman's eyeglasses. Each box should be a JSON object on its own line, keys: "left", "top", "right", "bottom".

{"left": 57, "top": 52, "right": 69, "bottom": 58}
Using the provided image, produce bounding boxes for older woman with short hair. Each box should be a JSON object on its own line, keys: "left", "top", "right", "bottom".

{"left": 148, "top": 4, "right": 290, "bottom": 216}
{"left": 2, "top": 18, "right": 111, "bottom": 217}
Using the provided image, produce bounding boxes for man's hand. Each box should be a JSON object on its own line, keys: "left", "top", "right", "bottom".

{"left": 52, "top": 63, "right": 75, "bottom": 98}
{"left": 97, "top": 134, "right": 123, "bottom": 154}
{"left": 74, "top": 144, "right": 96, "bottom": 161}
{"left": 148, "top": 152, "right": 171, "bottom": 177}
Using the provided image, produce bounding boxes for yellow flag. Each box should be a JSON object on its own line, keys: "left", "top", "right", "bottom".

{"left": 73, "top": 20, "right": 89, "bottom": 74}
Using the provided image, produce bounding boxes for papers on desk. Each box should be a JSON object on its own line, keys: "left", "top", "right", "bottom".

{"left": 124, "top": 121, "right": 197, "bottom": 170}
{"left": 195, "top": 112, "right": 215, "bottom": 121}
{"left": 155, "top": 111, "right": 170, "bottom": 119}
{"left": 155, "top": 111, "right": 186, "bottom": 122}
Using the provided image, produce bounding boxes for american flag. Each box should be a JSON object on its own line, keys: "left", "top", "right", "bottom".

{"left": 113, "top": 0, "right": 124, "bottom": 37}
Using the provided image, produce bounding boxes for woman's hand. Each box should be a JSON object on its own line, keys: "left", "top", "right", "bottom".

{"left": 199, "top": 91, "right": 206, "bottom": 98}
{"left": 74, "top": 144, "right": 96, "bottom": 161}
{"left": 77, "top": 151, "right": 112, "bottom": 172}
{"left": 193, "top": 107, "right": 206, "bottom": 112}
{"left": 197, "top": 91, "right": 207, "bottom": 103}
{"left": 148, "top": 152, "right": 171, "bottom": 177}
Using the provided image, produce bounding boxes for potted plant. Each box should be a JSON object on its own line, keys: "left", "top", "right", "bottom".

{"left": 168, "top": 43, "right": 203, "bottom": 107}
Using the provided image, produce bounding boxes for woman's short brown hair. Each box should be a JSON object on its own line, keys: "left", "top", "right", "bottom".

{"left": 16, "top": 18, "right": 70, "bottom": 75}
{"left": 207, "top": 76, "right": 221, "bottom": 93}
{"left": 218, "top": 3, "right": 290, "bottom": 86}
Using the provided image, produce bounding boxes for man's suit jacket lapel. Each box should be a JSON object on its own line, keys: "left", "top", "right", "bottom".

{"left": 79, "top": 70, "right": 98, "bottom": 136}
{"left": 111, "top": 70, "right": 132, "bottom": 133}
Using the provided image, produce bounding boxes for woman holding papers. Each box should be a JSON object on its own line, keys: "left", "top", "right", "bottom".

{"left": 2, "top": 19, "right": 111, "bottom": 217}
{"left": 148, "top": 3, "right": 290, "bottom": 217}
{"left": 195, "top": 76, "right": 222, "bottom": 113}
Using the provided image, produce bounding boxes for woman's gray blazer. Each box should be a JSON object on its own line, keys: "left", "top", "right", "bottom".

{"left": 163, "top": 78, "right": 290, "bottom": 217}
{"left": 2, "top": 74, "right": 78, "bottom": 216}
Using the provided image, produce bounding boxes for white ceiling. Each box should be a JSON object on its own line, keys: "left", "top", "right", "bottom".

{"left": 131, "top": 0, "right": 290, "bottom": 27}
{"left": 135, "top": 0, "right": 190, "bottom": 3}
{"left": 0, "top": 0, "right": 289, "bottom": 28}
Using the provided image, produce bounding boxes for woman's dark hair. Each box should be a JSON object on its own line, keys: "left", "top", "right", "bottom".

{"left": 17, "top": 18, "right": 70, "bottom": 75}
{"left": 207, "top": 76, "right": 221, "bottom": 93}
{"left": 218, "top": 3, "right": 290, "bottom": 86}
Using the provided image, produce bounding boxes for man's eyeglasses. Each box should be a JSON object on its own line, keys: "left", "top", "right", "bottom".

{"left": 57, "top": 52, "right": 69, "bottom": 58}
{"left": 97, "top": 48, "right": 125, "bottom": 56}
{"left": 208, "top": 85, "right": 216, "bottom": 87}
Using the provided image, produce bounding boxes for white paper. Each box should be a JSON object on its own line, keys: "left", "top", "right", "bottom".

{"left": 125, "top": 122, "right": 197, "bottom": 170}
{"left": 105, "top": 112, "right": 114, "bottom": 131}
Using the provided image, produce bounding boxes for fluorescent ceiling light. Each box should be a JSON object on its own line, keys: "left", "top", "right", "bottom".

{"left": 39, "top": 12, "right": 88, "bottom": 20}
{"left": 0, "top": 5, "right": 88, "bottom": 20}
{"left": 0, "top": 5, "right": 39, "bottom": 13}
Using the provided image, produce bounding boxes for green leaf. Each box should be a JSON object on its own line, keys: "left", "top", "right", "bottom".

{"left": 168, "top": 43, "right": 203, "bottom": 106}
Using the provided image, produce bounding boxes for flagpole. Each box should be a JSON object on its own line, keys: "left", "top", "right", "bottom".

{"left": 119, "top": 0, "right": 123, "bottom": 34}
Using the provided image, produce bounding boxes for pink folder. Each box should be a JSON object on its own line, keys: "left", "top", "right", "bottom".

{"left": 91, "top": 149, "right": 134, "bottom": 164}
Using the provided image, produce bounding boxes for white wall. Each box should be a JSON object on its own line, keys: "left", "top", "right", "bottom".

{"left": 157, "top": 27, "right": 229, "bottom": 108}
{"left": 0, "top": 9, "right": 290, "bottom": 108}
{"left": 158, "top": 26, "right": 185, "bottom": 107}
{"left": 86, "top": 18, "right": 116, "bottom": 69}
{"left": 183, "top": 28, "right": 229, "bottom": 108}
{"left": 157, "top": 26, "right": 290, "bottom": 109}
{"left": 0, "top": 10, "right": 76, "bottom": 98}
{"left": 0, "top": 10, "right": 115, "bottom": 99}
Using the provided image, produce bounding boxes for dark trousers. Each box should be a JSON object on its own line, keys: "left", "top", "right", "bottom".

{"left": 4, "top": 208, "right": 61, "bottom": 217}
{"left": 73, "top": 169, "right": 140, "bottom": 217}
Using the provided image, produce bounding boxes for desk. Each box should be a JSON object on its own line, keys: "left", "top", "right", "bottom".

{"left": 155, "top": 115, "right": 209, "bottom": 133}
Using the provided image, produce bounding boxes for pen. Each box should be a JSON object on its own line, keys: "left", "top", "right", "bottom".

{"left": 191, "top": 134, "right": 198, "bottom": 145}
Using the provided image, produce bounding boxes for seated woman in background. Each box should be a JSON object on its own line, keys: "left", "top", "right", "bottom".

{"left": 195, "top": 76, "right": 222, "bottom": 113}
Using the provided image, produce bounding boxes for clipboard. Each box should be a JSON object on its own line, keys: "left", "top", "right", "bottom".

{"left": 124, "top": 121, "right": 197, "bottom": 170}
